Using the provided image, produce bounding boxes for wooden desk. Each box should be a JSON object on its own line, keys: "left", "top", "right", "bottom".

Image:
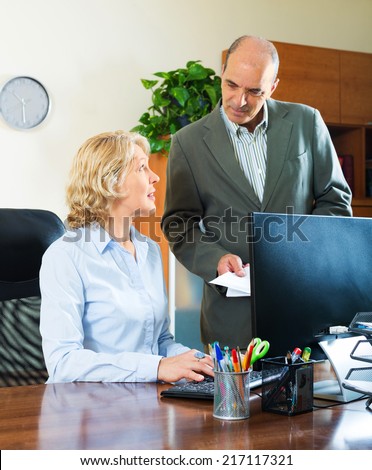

{"left": 0, "top": 365, "right": 371, "bottom": 450}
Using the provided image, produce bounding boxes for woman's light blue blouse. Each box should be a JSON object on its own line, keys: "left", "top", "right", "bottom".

{"left": 39, "top": 225, "right": 188, "bottom": 383}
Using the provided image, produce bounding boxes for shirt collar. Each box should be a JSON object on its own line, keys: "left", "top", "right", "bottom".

{"left": 80, "top": 223, "right": 150, "bottom": 266}
{"left": 96, "top": 224, "right": 149, "bottom": 264}
{"left": 62, "top": 224, "right": 111, "bottom": 254}
{"left": 88, "top": 224, "right": 112, "bottom": 253}
{"left": 220, "top": 101, "right": 268, "bottom": 136}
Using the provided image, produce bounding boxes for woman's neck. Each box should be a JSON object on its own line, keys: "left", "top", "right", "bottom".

{"left": 106, "top": 214, "right": 133, "bottom": 243}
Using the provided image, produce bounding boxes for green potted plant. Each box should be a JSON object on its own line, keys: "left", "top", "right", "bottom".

{"left": 131, "top": 60, "right": 222, "bottom": 154}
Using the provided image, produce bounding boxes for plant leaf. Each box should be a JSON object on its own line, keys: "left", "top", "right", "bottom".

{"left": 141, "top": 79, "right": 158, "bottom": 89}
{"left": 154, "top": 72, "right": 170, "bottom": 79}
{"left": 153, "top": 89, "right": 171, "bottom": 108}
{"left": 170, "top": 87, "right": 190, "bottom": 107}
{"left": 187, "top": 63, "right": 209, "bottom": 80}
{"left": 203, "top": 84, "right": 218, "bottom": 108}
{"left": 151, "top": 138, "right": 167, "bottom": 153}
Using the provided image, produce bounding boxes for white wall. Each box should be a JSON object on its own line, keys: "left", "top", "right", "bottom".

{"left": 1, "top": 0, "right": 371, "bottom": 220}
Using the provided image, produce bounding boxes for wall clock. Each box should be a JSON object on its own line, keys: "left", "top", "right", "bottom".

{"left": 0, "top": 76, "right": 50, "bottom": 130}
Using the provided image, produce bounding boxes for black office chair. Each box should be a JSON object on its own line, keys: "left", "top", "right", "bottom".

{"left": 0, "top": 208, "right": 65, "bottom": 386}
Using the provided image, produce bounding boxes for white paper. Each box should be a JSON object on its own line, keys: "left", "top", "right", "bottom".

{"left": 209, "top": 265, "right": 251, "bottom": 297}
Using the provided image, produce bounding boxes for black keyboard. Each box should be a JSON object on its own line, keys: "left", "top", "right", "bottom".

{"left": 160, "top": 370, "right": 264, "bottom": 400}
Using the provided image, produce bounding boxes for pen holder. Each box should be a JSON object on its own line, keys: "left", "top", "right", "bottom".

{"left": 213, "top": 370, "right": 250, "bottom": 420}
{"left": 261, "top": 356, "right": 314, "bottom": 416}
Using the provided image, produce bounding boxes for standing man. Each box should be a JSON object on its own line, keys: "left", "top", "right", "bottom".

{"left": 161, "top": 35, "right": 352, "bottom": 349}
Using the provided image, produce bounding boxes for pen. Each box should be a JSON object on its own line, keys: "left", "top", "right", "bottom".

{"left": 214, "top": 343, "right": 227, "bottom": 372}
{"left": 301, "top": 347, "right": 311, "bottom": 362}
{"left": 286, "top": 350, "right": 292, "bottom": 365}
{"left": 231, "top": 348, "right": 240, "bottom": 372}
{"left": 245, "top": 339, "right": 255, "bottom": 370}
{"left": 224, "top": 348, "right": 232, "bottom": 372}
{"left": 291, "top": 347, "right": 302, "bottom": 363}
{"left": 223, "top": 346, "right": 233, "bottom": 372}
{"left": 208, "top": 343, "right": 216, "bottom": 369}
{"left": 242, "top": 340, "right": 253, "bottom": 370}
{"left": 236, "top": 346, "right": 243, "bottom": 371}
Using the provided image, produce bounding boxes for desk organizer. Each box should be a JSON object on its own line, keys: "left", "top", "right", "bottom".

{"left": 261, "top": 356, "right": 314, "bottom": 416}
{"left": 343, "top": 312, "right": 372, "bottom": 408}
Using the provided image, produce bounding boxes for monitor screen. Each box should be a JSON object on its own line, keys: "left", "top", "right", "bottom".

{"left": 249, "top": 212, "right": 372, "bottom": 360}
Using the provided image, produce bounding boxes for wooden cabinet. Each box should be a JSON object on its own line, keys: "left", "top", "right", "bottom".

{"left": 133, "top": 152, "right": 169, "bottom": 287}
{"left": 222, "top": 41, "right": 372, "bottom": 216}
{"left": 271, "top": 42, "right": 341, "bottom": 123}
{"left": 340, "top": 51, "right": 372, "bottom": 125}
{"left": 327, "top": 124, "right": 372, "bottom": 216}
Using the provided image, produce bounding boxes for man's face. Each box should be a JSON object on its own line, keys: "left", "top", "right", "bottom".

{"left": 221, "top": 45, "right": 279, "bottom": 129}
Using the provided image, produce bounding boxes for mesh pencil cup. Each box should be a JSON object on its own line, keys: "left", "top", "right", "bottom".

{"left": 213, "top": 370, "right": 250, "bottom": 420}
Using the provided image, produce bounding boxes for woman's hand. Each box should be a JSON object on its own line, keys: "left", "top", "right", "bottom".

{"left": 157, "top": 349, "right": 214, "bottom": 383}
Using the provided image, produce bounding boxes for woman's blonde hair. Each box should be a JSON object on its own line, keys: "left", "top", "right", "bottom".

{"left": 66, "top": 130, "right": 150, "bottom": 228}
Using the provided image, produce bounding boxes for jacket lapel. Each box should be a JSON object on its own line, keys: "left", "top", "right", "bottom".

{"left": 202, "top": 104, "right": 261, "bottom": 209}
{"left": 261, "top": 100, "right": 292, "bottom": 211}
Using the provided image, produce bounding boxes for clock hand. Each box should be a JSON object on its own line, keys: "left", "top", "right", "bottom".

{"left": 11, "top": 92, "right": 28, "bottom": 123}
{"left": 12, "top": 91, "right": 23, "bottom": 103}
{"left": 22, "top": 102, "right": 26, "bottom": 124}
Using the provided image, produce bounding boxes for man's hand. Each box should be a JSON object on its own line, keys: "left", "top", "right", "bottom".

{"left": 217, "top": 254, "right": 246, "bottom": 277}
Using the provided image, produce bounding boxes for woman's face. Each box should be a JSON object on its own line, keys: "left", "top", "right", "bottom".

{"left": 112, "top": 144, "right": 159, "bottom": 219}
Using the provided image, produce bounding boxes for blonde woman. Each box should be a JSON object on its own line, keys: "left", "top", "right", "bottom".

{"left": 40, "top": 130, "right": 213, "bottom": 383}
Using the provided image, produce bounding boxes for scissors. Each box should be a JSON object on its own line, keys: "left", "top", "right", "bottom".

{"left": 244, "top": 337, "right": 270, "bottom": 370}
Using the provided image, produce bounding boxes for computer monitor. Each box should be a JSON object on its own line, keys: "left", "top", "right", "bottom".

{"left": 248, "top": 212, "right": 372, "bottom": 361}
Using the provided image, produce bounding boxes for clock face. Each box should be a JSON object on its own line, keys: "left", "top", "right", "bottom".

{"left": 0, "top": 76, "right": 50, "bottom": 130}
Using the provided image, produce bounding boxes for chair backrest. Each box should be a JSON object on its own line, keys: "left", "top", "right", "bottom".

{"left": 0, "top": 208, "right": 66, "bottom": 386}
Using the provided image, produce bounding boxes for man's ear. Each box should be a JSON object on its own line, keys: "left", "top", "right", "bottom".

{"left": 270, "top": 78, "right": 280, "bottom": 94}
{"left": 268, "top": 78, "right": 279, "bottom": 98}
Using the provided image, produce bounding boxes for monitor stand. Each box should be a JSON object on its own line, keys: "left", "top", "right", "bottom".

{"left": 314, "top": 335, "right": 366, "bottom": 402}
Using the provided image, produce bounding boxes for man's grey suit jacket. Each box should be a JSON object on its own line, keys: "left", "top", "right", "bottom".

{"left": 162, "top": 99, "right": 352, "bottom": 348}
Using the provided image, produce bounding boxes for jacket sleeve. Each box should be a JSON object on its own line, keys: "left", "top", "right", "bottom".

{"left": 311, "top": 109, "right": 352, "bottom": 216}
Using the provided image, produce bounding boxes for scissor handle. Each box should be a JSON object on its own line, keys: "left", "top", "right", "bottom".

{"left": 251, "top": 340, "right": 270, "bottom": 365}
